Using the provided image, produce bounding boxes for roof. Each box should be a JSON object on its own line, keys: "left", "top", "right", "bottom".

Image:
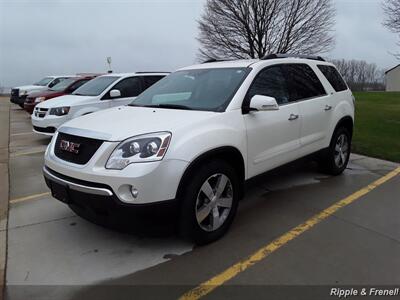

{"left": 180, "top": 59, "right": 259, "bottom": 70}
{"left": 47, "top": 75, "right": 76, "bottom": 78}
{"left": 101, "top": 72, "right": 170, "bottom": 77}
{"left": 385, "top": 64, "right": 400, "bottom": 74}
{"left": 179, "top": 57, "right": 333, "bottom": 71}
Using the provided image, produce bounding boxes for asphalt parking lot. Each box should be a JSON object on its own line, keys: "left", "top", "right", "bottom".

{"left": 1, "top": 97, "right": 400, "bottom": 300}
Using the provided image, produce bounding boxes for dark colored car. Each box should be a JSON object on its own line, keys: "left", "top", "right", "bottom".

{"left": 24, "top": 77, "right": 95, "bottom": 114}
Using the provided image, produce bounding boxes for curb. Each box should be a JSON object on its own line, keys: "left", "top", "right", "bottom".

{"left": 0, "top": 98, "right": 10, "bottom": 300}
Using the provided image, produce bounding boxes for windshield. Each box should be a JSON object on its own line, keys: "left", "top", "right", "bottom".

{"left": 130, "top": 68, "right": 250, "bottom": 112}
{"left": 72, "top": 76, "right": 119, "bottom": 96}
{"left": 34, "top": 77, "right": 53, "bottom": 86}
{"left": 49, "top": 78, "right": 76, "bottom": 91}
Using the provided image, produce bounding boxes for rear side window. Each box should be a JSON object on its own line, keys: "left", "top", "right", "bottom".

{"left": 317, "top": 65, "right": 348, "bottom": 92}
{"left": 247, "top": 65, "right": 290, "bottom": 105}
{"left": 142, "top": 76, "right": 165, "bottom": 89}
{"left": 283, "top": 64, "right": 326, "bottom": 101}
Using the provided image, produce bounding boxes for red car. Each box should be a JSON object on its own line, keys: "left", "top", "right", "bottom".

{"left": 24, "top": 76, "right": 95, "bottom": 114}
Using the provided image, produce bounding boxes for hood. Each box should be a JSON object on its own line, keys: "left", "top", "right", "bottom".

{"left": 27, "top": 89, "right": 63, "bottom": 99}
{"left": 36, "top": 94, "right": 97, "bottom": 108}
{"left": 15, "top": 85, "right": 46, "bottom": 92}
{"left": 58, "top": 105, "right": 218, "bottom": 141}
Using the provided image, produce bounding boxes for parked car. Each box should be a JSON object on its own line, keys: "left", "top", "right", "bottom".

{"left": 43, "top": 55, "right": 354, "bottom": 244}
{"left": 31, "top": 72, "right": 168, "bottom": 135}
{"left": 24, "top": 76, "right": 96, "bottom": 114}
{"left": 10, "top": 76, "right": 75, "bottom": 107}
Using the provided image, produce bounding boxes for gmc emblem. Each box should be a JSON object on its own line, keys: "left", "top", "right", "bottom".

{"left": 60, "top": 140, "right": 81, "bottom": 154}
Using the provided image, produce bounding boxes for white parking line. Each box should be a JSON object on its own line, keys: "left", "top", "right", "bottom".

{"left": 10, "top": 132, "right": 34, "bottom": 137}
{"left": 10, "top": 148, "right": 46, "bottom": 157}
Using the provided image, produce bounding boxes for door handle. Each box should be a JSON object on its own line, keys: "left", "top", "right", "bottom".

{"left": 288, "top": 114, "right": 299, "bottom": 121}
{"left": 324, "top": 105, "right": 332, "bottom": 111}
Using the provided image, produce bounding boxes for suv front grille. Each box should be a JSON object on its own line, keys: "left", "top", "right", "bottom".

{"left": 10, "top": 89, "right": 19, "bottom": 100}
{"left": 34, "top": 107, "right": 49, "bottom": 118}
{"left": 54, "top": 132, "right": 104, "bottom": 165}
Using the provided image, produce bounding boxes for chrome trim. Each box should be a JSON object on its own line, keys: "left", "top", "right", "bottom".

{"left": 43, "top": 167, "right": 113, "bottom": 196}
{"left": 58, "top": 126, "right": 112, "bottom": 141}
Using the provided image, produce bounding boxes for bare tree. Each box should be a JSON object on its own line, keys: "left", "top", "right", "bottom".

{"left": 197, "top": 0, "right": 335, "bottom": 60}
{"left": 383, "top": 0, "right": 400, "bottom": 59}
{"left": 331, "top": 59, "right": 385, "bottom": 91}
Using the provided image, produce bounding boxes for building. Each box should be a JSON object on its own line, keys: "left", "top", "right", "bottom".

{"left": 385, "top": 64, "right": 400, "bottom": 91}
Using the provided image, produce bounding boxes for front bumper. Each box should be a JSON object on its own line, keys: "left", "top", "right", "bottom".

{"left": 31, "top": 113, "right": 68, "bottom": 136}
{"left": 24, "top": 101, "right": 37, "bottom": 114}
{"left": 44, "top": 134, "right": 189, "bottom": 205}
{"left": 43, "top": 166, "right": 179, "bottom": 221}
{"left": 10, "top": 95, "right": 27, "bottom": 105}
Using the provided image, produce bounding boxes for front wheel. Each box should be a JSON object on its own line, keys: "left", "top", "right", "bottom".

{"left": 179, "top": 160, "right": 239, "bottom": 245}
{"left": 319, "top": 127, "right": 351, "bottom": 175}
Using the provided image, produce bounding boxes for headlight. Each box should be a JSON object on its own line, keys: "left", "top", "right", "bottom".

{"left": 49, "top": 106, "right": 70, "bottom": 116}
{"left": 19, "top": 90, "right": 27, "bottom": 96}
{"left": 106, "top": 132, "right": 172, "bottom": 170}
{"left": 34, "top": 97, "right": 46, "bottom": 103}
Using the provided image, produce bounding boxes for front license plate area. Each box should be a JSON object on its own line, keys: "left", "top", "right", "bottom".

{"left": 51, "top": 182, "right": 70, "bottom": 204}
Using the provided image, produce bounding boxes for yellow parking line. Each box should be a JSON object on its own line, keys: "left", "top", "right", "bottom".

{"left": 180, "top": 166, "right": 400, "bottom": 300}
{"left": 10, "top": 192, "right": 51, "bottom": 204}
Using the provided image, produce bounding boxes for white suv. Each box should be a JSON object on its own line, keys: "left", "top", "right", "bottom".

{"left": 31, "top": 72, "right": 168, "bottom": 135}
{"left": 43, "top": 55, "right": 354, "bottom": 244}
{"left": 10, "top": 76, "right": 74, "bottom": 107}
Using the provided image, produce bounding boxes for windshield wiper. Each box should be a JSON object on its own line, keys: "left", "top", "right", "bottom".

{"left": 144, "top": 104, "right": 192, "bottom": 110}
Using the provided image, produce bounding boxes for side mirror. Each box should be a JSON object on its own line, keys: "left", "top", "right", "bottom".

{"left": 249, "top": 95, "right": 279, "bottom": 111}
{"left": 109, "top": 89, "right": 121, "bottom": 98}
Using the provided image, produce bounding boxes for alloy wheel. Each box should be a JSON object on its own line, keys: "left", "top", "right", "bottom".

{"left": 195, "top": 173, "right": 233, "bottom": 232}
{"left": 334, "top": 134, "right": 349, "bottom": 168}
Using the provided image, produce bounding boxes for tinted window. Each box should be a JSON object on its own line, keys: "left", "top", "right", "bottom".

{"left": 73, "top": 76, "right": 119, "bottom": 96}
{"left": 284, "top": 64, "right": 326, "bottom": 101}
{"left": 142, "top": 76, "right": 165, "bottom": 89}
{"left": 49, "top": 78, "right": 77, "bottom": 91}
{"left": 131, "top": 68, "right": 249, "bottom": 112}
{"left": 247, "top": 66, "right": 290, "bottom": 105}
{"left": 68, "top": 79, "right": 91, "bottom": 92}
{"left": 318, "top": 65, "right": 348, "bottom": 92}
{"left": 108, "top": 77, "right": 142, "bottom": 98}
{"left": 34, "top": 77, "right": 53, "bottom": 86}
{"left": 48, "top": 78, "right": 62, "bottom": 88}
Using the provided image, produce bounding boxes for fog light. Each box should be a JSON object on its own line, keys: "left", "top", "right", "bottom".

{"left": 131, "top": 187, "right": 138, "bottom": 198}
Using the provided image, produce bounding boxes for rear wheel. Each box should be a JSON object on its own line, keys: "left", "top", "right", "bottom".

{"left": 179, "top": 160, "right": 239, "bottom": 245}
{"left": 319, "top": 127, "right": 351, "bottom": 175}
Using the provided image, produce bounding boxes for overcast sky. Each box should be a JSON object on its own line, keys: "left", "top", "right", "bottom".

{"left": 0, "top": 0, "right": 399, "bottom": 87}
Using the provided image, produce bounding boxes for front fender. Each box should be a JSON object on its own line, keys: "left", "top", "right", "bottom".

{"left": 165, "top": 110, "right": 248, "bottom": 176}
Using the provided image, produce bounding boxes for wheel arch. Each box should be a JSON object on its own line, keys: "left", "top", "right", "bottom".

{"left": 333, "top": 116, "right": 354, "bottom": 138}
{"left": 176, "top": 146, "right": 246, "bottom": 201}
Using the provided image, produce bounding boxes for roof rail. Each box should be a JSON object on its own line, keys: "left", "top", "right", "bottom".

{"left": 135, "top": 71, "right": 170, "bottom": 74}
{"left": 262, "top": 53, "right": 325, "bottom": 62}
{"left": 202, "top": 58, "right": 228, "bottom": 64}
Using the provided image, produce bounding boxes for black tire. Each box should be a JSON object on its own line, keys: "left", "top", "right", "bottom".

{"left": 319, "top": 126, "right": 351, "bottom": 175}
{"left": 179, "top": 159, "right": 239, "bottom": 245}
